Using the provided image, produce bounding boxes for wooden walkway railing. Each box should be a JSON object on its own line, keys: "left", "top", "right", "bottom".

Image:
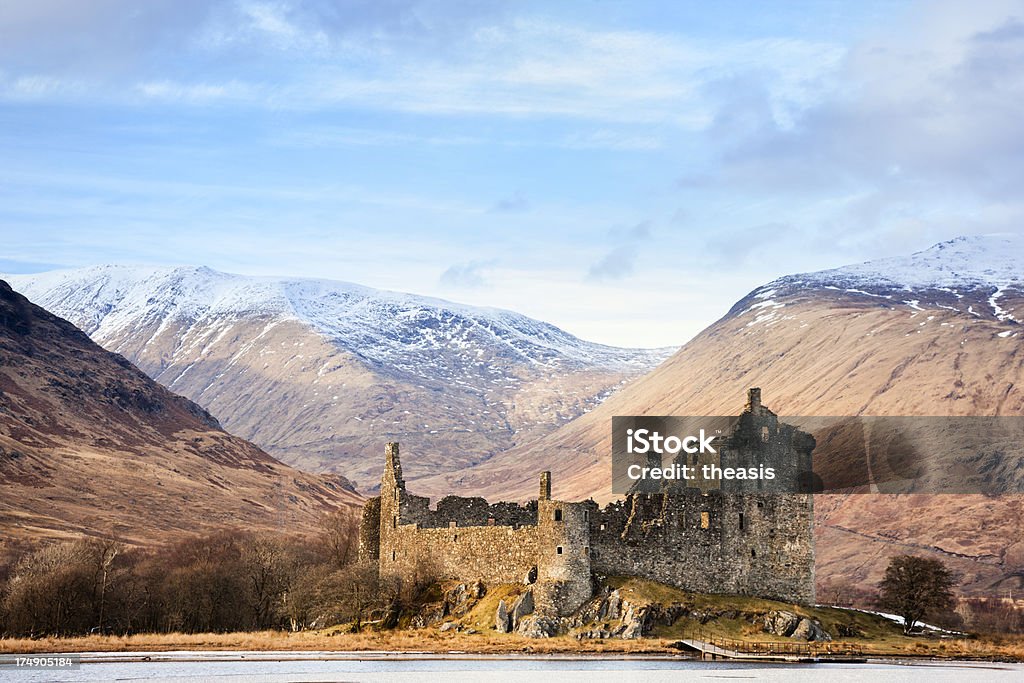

{"left": 678, "top": 630, "right": 864, "bottom": 661}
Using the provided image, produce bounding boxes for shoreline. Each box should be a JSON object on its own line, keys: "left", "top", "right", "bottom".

{"left": 2, "top": 633, "right": 1023, "bottom": 664}
{"left": 1, "top": 650, "right": 1023, "bottom": 673}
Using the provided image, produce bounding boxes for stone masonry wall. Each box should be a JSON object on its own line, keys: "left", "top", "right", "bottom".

{"left": 589, "top": 490, "right": 814, "bottom": 604}
{"left": 384, "top": 523, "right": 539, "bottom": 585}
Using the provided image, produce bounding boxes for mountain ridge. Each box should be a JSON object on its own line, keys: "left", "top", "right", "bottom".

{"left": 7, "top": 265, "right": 673, "bottom": 489}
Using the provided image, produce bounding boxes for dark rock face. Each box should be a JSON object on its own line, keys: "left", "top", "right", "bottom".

{"left": 495, "top": 599, "right": 511, "bottom": 633}
{"left": 0, "top": 281, "right": 32, "bottom": 336}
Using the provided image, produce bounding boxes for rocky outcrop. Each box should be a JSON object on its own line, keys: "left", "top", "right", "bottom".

{"left": 762, "top": 610, "right": 831, "bottom": 641}
{"left": 792, "top": 617, "right": 832, "bottom": 642}
{"left": 567, "top": 590, "right": 653, "bottom": 640}
{"left": 510, "top": 589, "right": 534, "bottom": 627}
{"left": 444, "top": 582, "right": 485, "bottom": 618}
{"left": 763, "top": 610, "right": 802, "bottom": 637}
{"left": 516, "top": 614, "right": 559, "bottom": 638}
{"left": 495, "top": 599, "right": 511, "bottom": 633}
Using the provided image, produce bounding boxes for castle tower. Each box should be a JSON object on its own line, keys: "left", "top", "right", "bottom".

{"left": 536, "top": 474, "right": 592, "bottom": 616}
{"left": 377, "top": 442, "right": 405, "bottom": 575}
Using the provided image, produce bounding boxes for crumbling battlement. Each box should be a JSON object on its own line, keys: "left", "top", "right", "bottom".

{"left": 358, "top": 389, "right": 816, "bottom": 616}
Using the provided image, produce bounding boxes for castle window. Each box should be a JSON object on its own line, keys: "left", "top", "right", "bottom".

{"left": 761, "top": 426, "right": 770, "bottom": 442}
{"left": 393, "top": 517, "right": 397, "bottom": 529}
{"left": 599, "top": 523, "right": 606, "bottom": 531}
{"left": 751, "top": 548, "right": 757, "bottom": 558}
{"left": 556, "top": 546, "right": 563, "bottom": 555}
{"left": 391, "top": 550, "right": 396, "bottom": 562}
{"left": 584, "top": 546, "right": 590, "bottom": 556}
{"left": 394, "top": 489, "right": 399, "bottom": 500}
{"left": 583, "top": 511, "right": 589, "bottom": 522}
{"left": 757, "top": 501, "right": 764, "bottom": 509}
{"left": 700, "top": 511, "right": 710, "bottom": 529}
{"left": 554, "top": 509, "right": 563, "bottom": 522}
{"left": 739, "top": 512, "right": 745, "bottom": 531}
{"left": 453, "top": 534, "right": 458, "bottom": 542}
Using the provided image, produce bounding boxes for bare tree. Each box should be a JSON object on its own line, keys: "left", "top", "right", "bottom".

{"left": 318, "top": 508, "right": 360, "bottom": 569}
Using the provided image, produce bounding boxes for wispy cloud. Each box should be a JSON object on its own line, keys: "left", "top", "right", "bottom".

{"left": 587, "top": 221, "right": 652, "bottom": 282}
{"left": 488, "top": 192, "right": 530, "bottom": 214}
{"left": 439, "top": 260, "right": 495, "bottom": 289}
{"left": 0, "top": 4, "right": 845, "bottom": 127}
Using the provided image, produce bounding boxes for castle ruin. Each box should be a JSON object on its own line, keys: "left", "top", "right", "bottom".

{"left": 359, "top": 389, "right": 815, "bottom": 616}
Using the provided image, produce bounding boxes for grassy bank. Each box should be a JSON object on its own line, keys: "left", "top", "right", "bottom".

{"left": 2, "top": 628, "right": 1023, "bottom": 660}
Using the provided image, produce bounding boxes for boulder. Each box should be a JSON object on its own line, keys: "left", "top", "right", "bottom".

{"left": 517, "top": 614, "right": 559, "bottom": 638}
{"left": 618, "top": 603, "right": 651, "bottom": 639}
{"left": 762, "top": 610, "right": 801, "bottom": 637}
{"left": 439, "top": 621, "right": 459, "bottom": 632}
{"left": 791, "top": 618, "right": 832, "bottom": 642}
{"left": 413, "top": 601, "right": 446, "bottom": 628}
{"left": 510, "top": 589, "right": 534, "bottom": 628}
{"left": 495, "top": 599, "right": 511, "bottom": 633}
{"left": 469, "top": 580, "right": 486, "bottom": 599}
{"left": 601, "top": 589, "right": 622, "bottom": 621}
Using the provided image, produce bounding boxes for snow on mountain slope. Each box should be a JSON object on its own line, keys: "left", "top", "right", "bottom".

{"left": 725, "top": 235, "right": 1024, "bottom": 333}
{"left": 781, "top": 234, "right": 1024, "bottom": 291}
{"left": 7, "top": 265, "right": 672, "bottom": 489}
{"left": 10, "top": 265, "right": 666, "bottom": 381}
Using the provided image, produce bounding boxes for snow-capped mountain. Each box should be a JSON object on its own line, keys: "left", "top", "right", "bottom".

{"left": 735, "top": 234, "right": 1023, "bottom": 327}
{"left": 7, "top": 265, "right": 672, "bottom": 489}
{"left": 10, "top": 265, "right": 667, "bottom": 382}
{"left": 777, "top": 234, "right": 1024, "bottom": 292}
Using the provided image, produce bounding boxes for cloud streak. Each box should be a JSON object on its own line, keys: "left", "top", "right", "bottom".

{"left": 587, "top": 221, "right": 652, "bottom": 282}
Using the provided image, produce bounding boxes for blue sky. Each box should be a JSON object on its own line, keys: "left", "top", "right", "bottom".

{"left": 2, "top": 1, "right": 1023, "bottom": 346}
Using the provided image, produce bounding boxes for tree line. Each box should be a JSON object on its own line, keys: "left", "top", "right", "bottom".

{"left": 0, "top": 509, "right": 408, "bottom": 638}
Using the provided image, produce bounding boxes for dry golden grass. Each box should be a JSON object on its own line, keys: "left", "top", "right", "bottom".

{"left": 0, "top": 629, "right": 671, "bottom": 655}
{"left": 2, "top": 629, "right": 1023, "bottom": 661}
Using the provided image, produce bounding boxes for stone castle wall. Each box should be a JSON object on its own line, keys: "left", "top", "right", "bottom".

{"left": 588, "top": 491, "right": 814, "bottom": 604}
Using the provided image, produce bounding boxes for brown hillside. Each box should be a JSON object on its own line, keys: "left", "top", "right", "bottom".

{"left": 0, "top": 280, "right": 361, "bottom": 552}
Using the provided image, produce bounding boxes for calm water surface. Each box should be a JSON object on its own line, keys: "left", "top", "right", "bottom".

{"left": 1, "top": 652, "right": 1021, "bottom": 682}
